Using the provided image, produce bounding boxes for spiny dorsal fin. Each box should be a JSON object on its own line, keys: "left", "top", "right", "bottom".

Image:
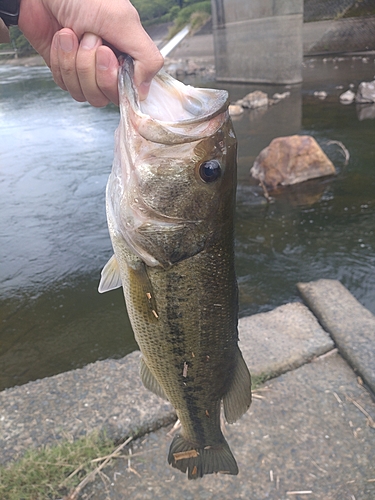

{"left": 223, "top": 346, "right": 252, "bottom": 424}
{"left": 140, "top": 358, "right": 168, "bottom": 401}
{"left": 98, "top": 255, "right": 122, "bottom": 293}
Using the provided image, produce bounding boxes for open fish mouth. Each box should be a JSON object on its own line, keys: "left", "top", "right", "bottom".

{"left": 108, "top": 56, "right": 237, "bottom": 268}
{"left": 119, "top": 55, "right": 230, "bottom": 145}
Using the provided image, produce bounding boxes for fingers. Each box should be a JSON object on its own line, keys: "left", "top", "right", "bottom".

{"left": 95, "top": 46, "right": 120, "bottom": 106}
{"left": 95, "top": 3, "right": 164, "bottom": 100}
{"left": 76, "top": 32, "right": 114, "bottom": 107}
{"left": 50, "top": 29, "right": 79, "bottom": 94}
{"left": 133, "top": 49, "right": 164, "bottom": 101}
{"left": 50, "top": 28, "right": 118, "bottom": 107}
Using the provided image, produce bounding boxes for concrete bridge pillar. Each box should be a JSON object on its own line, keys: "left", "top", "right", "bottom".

{"left": 211, "top": 0, "right": 303, "bottom": 84}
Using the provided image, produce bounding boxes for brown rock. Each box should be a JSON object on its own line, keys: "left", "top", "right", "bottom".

{"left": 250, "top": 135, "right": 336, "bottom": 190}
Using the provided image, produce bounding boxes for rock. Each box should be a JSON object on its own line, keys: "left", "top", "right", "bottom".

{"left": 250, "top": 135, "right": 337, "bottom": 190}
{"left": 314, "top": 91, "right": 327, "bottom": 99}
{"left": 340, "top": 89, "right": 355, "bottom": 104}
{"left": 356, "top": 80, "right": 375, "bottom": 103}
{"left": 272, "top": 91, "right": 290, "bottom": 101}
{"left": 236, "top": 90, "right": 268, "bottom": 109}
{"left": 357, "top": 104, "right": 375, "bottom": 121}
{"left": 228, "top": 104, "right": 244, "bottom": 116}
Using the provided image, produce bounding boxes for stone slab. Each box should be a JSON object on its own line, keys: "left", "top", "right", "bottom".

{"left": 0, "top": 301, "right": 334, "bottom": 465}
{"left": 239, "top": 302, "right": 334, "bottom": 380}
{"left": 298, "top": 279, "right": 375, "bottom": 395}
{"left": 80, "top": 353, "right": 375, "bottom": 500}
{"left": 0, "top": 353, "right": 175, "bottom": 465}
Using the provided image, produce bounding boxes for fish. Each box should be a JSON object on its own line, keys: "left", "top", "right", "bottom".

{"left": 99, "top": 55, "right": 251, "bottom": 479}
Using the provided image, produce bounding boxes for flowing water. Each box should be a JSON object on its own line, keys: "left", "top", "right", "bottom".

{"left": 1, "top": 56, "right": 374, "bottom": 390}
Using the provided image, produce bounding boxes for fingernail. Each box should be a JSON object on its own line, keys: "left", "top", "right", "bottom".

{"left": 59, "top": 32, "right": 74, "bottom": 53}
{"left": 138, "top": 81, "right": 151, "bottom": 101}
{"left": 81, "top": 33, "right": 98, "bottom": 50}
{"left": 96, "top": 49, "right": 110, "bottom": 71}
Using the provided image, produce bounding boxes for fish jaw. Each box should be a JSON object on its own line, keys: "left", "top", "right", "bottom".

{"left": 109, "top": 57, "right": 237, "bottom": 269}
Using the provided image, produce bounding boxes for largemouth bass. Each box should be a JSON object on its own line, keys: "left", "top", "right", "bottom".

{"left": 99, "top": 56, "right": 251, "bottom": 479}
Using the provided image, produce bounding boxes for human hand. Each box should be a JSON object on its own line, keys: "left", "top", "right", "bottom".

{"left": 18, "top": 0, "right": 164, "bottom": 106}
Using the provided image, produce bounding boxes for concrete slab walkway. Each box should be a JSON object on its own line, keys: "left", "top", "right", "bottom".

{"left": 298, "top": 279, "right": 375, "bottom": 395}
{"left": 82, "top": 353, "right": 375, "bottom": 500}
{"left": 0, "top": 302, "right": 333, "bottom": 465}
{"left": 1, "top": 280, "right": 374, "bottom": 499}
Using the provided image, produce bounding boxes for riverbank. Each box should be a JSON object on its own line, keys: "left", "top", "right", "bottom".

{"left": 1, "top": 280, "right": 374, "bottom": 498}
{"left": 0, "top": 54, "right": 45, "bottom": 66}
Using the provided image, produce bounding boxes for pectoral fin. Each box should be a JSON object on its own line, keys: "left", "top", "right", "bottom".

{"left": 223, "top": 347, "right": 252, "bottom": 424}
{"left": 128, "top": 261, "right": 160, "bottom": 321}
{"left": 140, "top": 358, "right": 168, "bottom": 401}
{"left": 98, "top": 255, "right": 122, "bottom": 293}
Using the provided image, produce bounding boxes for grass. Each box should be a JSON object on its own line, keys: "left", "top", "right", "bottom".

{"left": 168, "top": 1, "right": 211, "bottom": 39}
{"left": 252, "top": 373, "right": 273, "bottom": 390}
{"left": 0, "top": 432, "right": 116, "bottom": 500}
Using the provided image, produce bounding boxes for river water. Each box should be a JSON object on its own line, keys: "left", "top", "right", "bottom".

{"left": 1, "top": 56, "right": 374, "bottom": 390}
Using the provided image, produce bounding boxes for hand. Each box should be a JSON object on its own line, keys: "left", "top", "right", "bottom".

{"left": 18, "top": 0, "right": 164, "bottom": 106}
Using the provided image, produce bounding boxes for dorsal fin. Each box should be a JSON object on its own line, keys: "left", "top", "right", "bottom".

{"left": 98, "top": 255, "right": 122, "bottom": 293}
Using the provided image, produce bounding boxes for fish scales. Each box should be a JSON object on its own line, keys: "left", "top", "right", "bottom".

{"left": 99, "top": 55, "right": 252, "bottom": 479}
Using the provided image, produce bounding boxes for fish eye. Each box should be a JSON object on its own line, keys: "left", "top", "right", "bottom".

{"left": 199, "top": 160, "right": 221, "bottom": 183}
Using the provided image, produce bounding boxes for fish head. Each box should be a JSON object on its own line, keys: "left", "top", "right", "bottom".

{"left": 108, "top": 56, "right": 237, "bottom": 268}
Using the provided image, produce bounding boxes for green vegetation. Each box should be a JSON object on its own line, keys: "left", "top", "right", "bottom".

{"left": 251, "top": 373, "right": 273, "bottom": 389}
{"left": 168, "top": 1, "right": 211, "bottom": 38}
{"left": 343, "top": 0, "right": 375, "bottom": 18}
{"left": 0, "top": 27, "right": 35, "bottom": 57}
{"left": 0, "top": 1, "right": 212, "bottom": 57}
{"left": 0, "top": 432, "right": 115, "bottom": 500}
{"left": 133, "top": 0, "right": 211, "bottom": 29}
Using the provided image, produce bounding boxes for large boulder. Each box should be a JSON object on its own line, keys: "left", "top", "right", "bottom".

{"left": 250, "top": 135, "right": 336, "bottom": 190}
{"left": 356, "top": 80, "right": 375, "bottom": 103}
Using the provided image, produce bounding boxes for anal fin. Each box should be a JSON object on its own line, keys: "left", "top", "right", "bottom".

{"left": 223, "top": 346, "right": 252, "bottom": 424}
{"left": 140, "top": 358, "right": 168, "bottom": 401}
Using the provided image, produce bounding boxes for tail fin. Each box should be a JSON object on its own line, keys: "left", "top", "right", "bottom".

{"left": 168, "top": 434, "right": 238, "bottom": 480}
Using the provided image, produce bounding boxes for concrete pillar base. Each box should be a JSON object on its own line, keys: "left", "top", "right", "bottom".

{"left": 212, "top": 0, "right": 303, "bottom": 84}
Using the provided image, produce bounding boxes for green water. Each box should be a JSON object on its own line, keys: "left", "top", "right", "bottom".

{"left": 0, "top": 55, "right": 374, "bottom": 390}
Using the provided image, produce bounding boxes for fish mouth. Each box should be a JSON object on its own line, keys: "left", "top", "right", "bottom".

{"left": 111, "top": 56, "right": 233, "bottom": 268}
{"left": 119, "top": 55, "right": 229, "bottom": 145}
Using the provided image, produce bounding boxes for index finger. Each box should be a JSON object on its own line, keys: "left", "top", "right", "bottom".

{"left": 95, "top": 6, "right": 164, "bottom": 99}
